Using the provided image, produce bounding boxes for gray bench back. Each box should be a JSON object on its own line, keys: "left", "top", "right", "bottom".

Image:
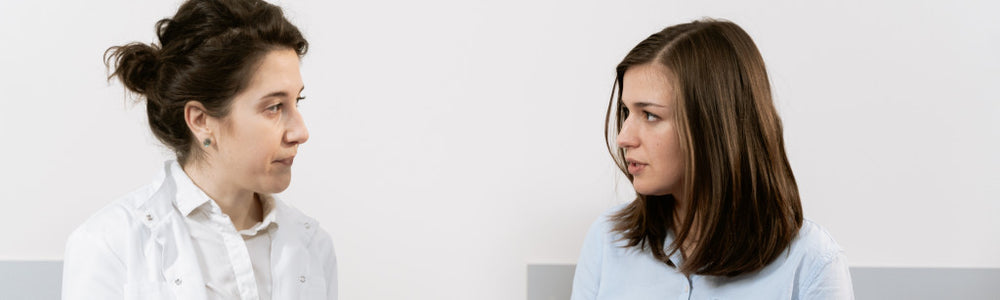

{"left": 3, "top": 261, "right": 998, "bottom": 299}
{"left": 527, "top": 264, "right": 1000, "bottom": 300}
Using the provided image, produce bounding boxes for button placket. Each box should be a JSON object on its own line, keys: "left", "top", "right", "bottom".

{"left": 223, "top": 215, "right": 261, "bottom": 298}
{"left": 684, "top": 275, "right": 693, "bottom": 300}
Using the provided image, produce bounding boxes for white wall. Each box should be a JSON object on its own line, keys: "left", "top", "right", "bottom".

{"left": 1, "top": 0, "right": 997, "bottom": 299}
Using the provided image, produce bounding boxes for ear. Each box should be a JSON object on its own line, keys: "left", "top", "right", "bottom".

{"left": 184, "top": 101, "right": 216, "bottom": 144}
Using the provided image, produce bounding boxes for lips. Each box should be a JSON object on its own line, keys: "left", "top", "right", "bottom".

{"left": 625, "top": 158, "right": 647, "bottom": 175}
{"left": 275, "top": 156, "right": 295, "bottom": 166}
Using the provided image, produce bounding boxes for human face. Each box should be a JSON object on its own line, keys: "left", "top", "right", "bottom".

{"left": 617, "top": 63, "right": 685, "bottom": 197}
{"left": 212, "top": 49, "right": 309, "bottom": 194}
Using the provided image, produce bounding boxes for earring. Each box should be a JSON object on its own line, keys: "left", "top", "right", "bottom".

{"left": 203, "top": 138, "right": 211, "bottom": 147}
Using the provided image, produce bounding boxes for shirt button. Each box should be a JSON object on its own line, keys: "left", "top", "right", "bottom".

{"left": 174, "top": 278, "right": 182, "bottom": 286}
{"left": 299, "top": 276, "right": 307, "bottom": 283}
{"left": 146, "top": 214, "right": 153, "bottom": 221}
{"left": 304, "top": 222, "right": 311, "bottom": 229}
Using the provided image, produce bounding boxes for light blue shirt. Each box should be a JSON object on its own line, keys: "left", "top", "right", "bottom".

{"left": 571, "top": 205, "right": 854, "bottom": 300}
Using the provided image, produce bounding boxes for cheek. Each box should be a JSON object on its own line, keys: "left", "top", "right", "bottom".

{"left": 652, "top": 126, "right": 684, "bottom": 178}
{"left": 225, "top": 122, "right": 281, "bottom": 162}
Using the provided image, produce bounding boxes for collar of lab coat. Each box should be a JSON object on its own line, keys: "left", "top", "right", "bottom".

{"left": 166, "top": 161, "right": 213, "bottom": 216}
{"left": 130, "top": 160, "right": 320, "bottom": 299}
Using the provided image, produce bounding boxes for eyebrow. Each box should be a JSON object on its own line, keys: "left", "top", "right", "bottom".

{"left": 626, "top": 101, "right": 666, "bottom": 108}
{"left": 260, "top": 86, "right": 306, "bottom": 100}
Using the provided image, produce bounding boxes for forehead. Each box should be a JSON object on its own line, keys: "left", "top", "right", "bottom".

{"left": 238, "top": 49, "right": 303, "bottom": 100}
{"left": 621, "top": 63, "right": 675, "bottom": 106}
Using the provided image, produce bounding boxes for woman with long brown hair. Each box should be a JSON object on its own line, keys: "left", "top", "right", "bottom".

{"left": 571, "top": 19, "right": 853, "bottom": 299}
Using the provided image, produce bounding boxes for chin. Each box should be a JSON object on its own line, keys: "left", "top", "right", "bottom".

{"left": 261, "top": 177, "right": 292, "bottom": 194}
{"left": 632, "top": 179, "right": 672, "bottom": 197}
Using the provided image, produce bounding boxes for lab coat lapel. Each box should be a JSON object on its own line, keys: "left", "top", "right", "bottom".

{"left": 271, "top": 200, "right": 316, "bottom": 299}
{"left": 138, "top": 162, "right": 208, "bottom": 300}
{"left": 157, "top": 214, "right": 208, "bottom": 300}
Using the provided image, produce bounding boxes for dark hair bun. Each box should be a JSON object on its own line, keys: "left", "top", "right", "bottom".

{"left": 105, "top": 42, "right": 161, "bottom": 96}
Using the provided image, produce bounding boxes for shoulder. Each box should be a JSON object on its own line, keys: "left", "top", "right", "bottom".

{"left": 71, "top": 161, "right": 176, "bottom": 238}
{"left": 792, "top": 219, "right": 845, "bottom": 261}
{"left": 65, "top": 184, "right": 157, "bottom": 263}
{"left": 583, "top": 203, "right": 630, "bottom": 248}
{"left": 63, "top": 186, "right": 157, "bottom": 298}
{"left": 788, "top": 220, "right": 855, "bottom": 296}
{"left": 69, "top": 185, "right": 154, "bottom": 241}
{"left": 787, "top": 219, "right": 847, "bottom": 277}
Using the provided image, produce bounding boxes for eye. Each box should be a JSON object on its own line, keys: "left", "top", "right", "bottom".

{"left": 644, "top": 111, "right": 659, "bottom": 121}
{"left": 266, "top": 103, "right": 283, "bottom": 112}
{"left": 296, "top": 96, "right": 306, "bottom": 107}
{"left": 621, "top": 106, "right": 630, "bottom": 118}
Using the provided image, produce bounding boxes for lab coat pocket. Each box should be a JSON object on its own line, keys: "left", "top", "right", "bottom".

{"left": 123, "top": 282, "right": 174, "bottom": 300}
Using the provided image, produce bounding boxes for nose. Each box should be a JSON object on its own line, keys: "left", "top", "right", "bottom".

{"left": 616, "top": 117, "right": 638, "bottom": 150}
{"left": 284, "top": 106, "right": 310, "bottom": 146}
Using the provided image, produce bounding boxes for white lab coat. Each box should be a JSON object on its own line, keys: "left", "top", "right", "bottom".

{"left": 62, "top": 161, "right": 337, "bottom": 299}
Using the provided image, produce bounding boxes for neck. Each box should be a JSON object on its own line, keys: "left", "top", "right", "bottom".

{"left": 182, "top": 160, "right": 263, "bottom": 231}
{"left": 670, "top": 188, "right": 690, "bottom": 227}
{"left": 670, "top": 190, "right": 698, "bottom": 258}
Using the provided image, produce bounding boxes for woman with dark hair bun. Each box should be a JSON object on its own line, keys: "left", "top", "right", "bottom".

{"left": 62, "top": 0, "right": 336, "bottom": 299}
{"left": 571, "top": 19, "right": 853, "bottom": 299}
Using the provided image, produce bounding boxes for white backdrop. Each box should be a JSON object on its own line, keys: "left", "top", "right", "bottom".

{"left": 1, "top": 0, "right": 998, "bottom": 299}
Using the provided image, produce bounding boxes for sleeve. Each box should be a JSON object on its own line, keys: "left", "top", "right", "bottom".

{"left": 316, "top": 227, "right": 338, "bottom": 300}
{"left": 800, "top": 251, "right": 855, "bottom": 300}
{"left": 61, "top": 225, "right": 126, "bottom": 299}
{"left": 570, "top": 217, "right": 608, "bottom": 300}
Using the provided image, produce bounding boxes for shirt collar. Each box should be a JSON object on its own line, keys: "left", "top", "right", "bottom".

{"left": 168, "top": 160, "right": 214, "bottom": 217}
{"left": 239, "top": 193, "right": 280, "bottom": 236}
{"left": 166, "top": 160, "right": 281, "bottom": 229}
{"left": 664, "top": 230, "right": 685, "bottom": 267}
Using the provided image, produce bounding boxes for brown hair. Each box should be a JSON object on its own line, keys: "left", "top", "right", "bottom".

{"left": 105, "top": 0, "right": 308, "bottom": 164}
{"left": 605, "top": 19, "right": 803, "bottom": 276}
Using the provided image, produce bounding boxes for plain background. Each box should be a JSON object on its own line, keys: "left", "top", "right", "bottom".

{"left": 1, "top": 0, "right": 998, "bottom": 299}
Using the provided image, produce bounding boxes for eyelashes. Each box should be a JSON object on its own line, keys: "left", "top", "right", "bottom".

{"left": 621, "top": 106, "right": 660, "bottom": 122}
{"left": 266, "top": 96, "right": 307, "bottom": 113}
{"left": 267, "top": 103, "right": 283, "bottom": 112}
